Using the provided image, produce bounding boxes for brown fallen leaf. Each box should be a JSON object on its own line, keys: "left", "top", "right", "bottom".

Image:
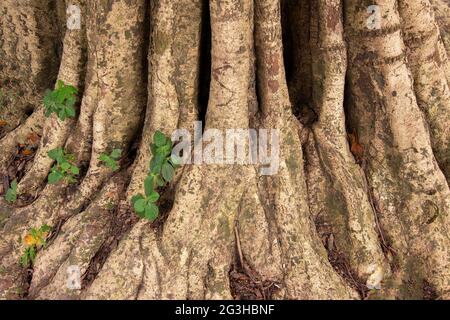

{"left": 0, "top": 120, "right": 7, "bottom": 126}
{"left": 349, "top": 129, "right": 364, "bottom": 163}
{"left": 22, "top": 149, "right": 33, "bottom": 156}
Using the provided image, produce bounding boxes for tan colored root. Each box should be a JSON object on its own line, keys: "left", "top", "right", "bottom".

{"left": 1, "top": 0, "right": 147, "bottom": 299}
{"left": 253, "top": 0, "right": 357, "bottom": 299}
{"left": 237, "top": 173, "right": 283, "bottom": 282}
{"left": 61, "top": 0, "right": 147, "bottom": 215}
{"left": 0, "top": 0, "right": 61, "bottom": 133}
{"left": 430, "top": 0, "right": 450, "bottom": 77}
{"left": 306, "top": 0, "right": 388, "bottom": 286}
{"left": 87, "top": 0, "right": 254, "bottom": 300}
{"left": 0, "top": 183, "right": 66, "bottom": 299}
{"left": 0, "top": 108, "right": 44, "bottom": 173}
{"left": 399, "top": 0, "right": 450, "bottom": 182}
{"left": 126, "top": 0, "right": 202, "bottom": 200}
{"left": 345, "top": 0, "right": 450, "bottom": 298}
{"left": 17, "top": 0, "right": 88, "bottom": 195}
{"left": 29, "top": 174, "right": 127, "bottom": 300}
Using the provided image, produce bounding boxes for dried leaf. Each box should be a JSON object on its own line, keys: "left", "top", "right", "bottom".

{"left": 22, "top": 149, "right": 33, "bottom": 156}
{"left": 349, "top": 129, "right": 364, "bottom": 162}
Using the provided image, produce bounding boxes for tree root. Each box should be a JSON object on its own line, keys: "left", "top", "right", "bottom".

{"left": 1, "top": 0, "right": 449, "bottom": 301}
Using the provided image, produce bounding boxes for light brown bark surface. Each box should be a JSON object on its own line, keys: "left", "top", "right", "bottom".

{"left": 0, "top": 0, "right": 449, "bottom": 300}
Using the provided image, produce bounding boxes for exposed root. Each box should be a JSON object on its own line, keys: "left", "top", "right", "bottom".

{"left": 399, "top": 0, "right": 450, "bottom": 182}
{"left": 304, "top": 0, "right": 388, "bottom": 287}
{"left": 1, "top": 0, "right": 449, "bottom": 302}
{"left": 345, "top": 0, "right": 450, "bottom": 298}
{"left": 29, "top": 173, "right": 128, "bottom": 299}
{"left": 17, "top": 0, "right": 87, "bottom": 196}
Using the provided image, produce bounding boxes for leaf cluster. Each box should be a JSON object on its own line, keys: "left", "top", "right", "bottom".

{"left": 99, "top": 149, "right": 122, "bottom": 172}
{"left": 132, "top": 131, "right": 180, "bottom": 221}
{"left": 20, "top": 225, "right": 51, "bottom": 268}
{"left": 44, "top": 80, "right": 78, "bottom": 121}
{"left": 47, "top": 148, "right": 80, "bottom": 184}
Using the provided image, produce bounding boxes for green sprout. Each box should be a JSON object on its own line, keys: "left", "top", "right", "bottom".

{"left": 20, "top": 224, "right": 51, "bottom": 268}
{"left": 5, "top": 179, "right": 18, "bottom": 203}
{"left": 99, "top": 148, "right": 122, "bottom": 172}
{"left": 43, "top": 80, "right": 78, "bottom": 121}
{"left": 132, "top": 131, "right": 180, "bottom": 221}
{"left": 47, "top": 148, "right": 80, "bottom": 184}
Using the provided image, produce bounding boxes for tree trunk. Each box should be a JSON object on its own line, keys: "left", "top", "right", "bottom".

{"left": 0, "top": 0, "right": 449, "bottom": 300}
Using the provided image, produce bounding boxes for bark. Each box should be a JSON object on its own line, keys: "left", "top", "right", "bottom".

{"left": 0, "top": 0, "right": 61, "bottom": 135}
{"left": 0, "top": 0, "right": 449, "bottom": 301}
{"left": 345, "top": 0, "right": 450, "bottom": 298}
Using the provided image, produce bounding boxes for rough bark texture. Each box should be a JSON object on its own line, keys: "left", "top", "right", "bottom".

{"left": 0, "top": 0, "right": 449, "bottom": 300}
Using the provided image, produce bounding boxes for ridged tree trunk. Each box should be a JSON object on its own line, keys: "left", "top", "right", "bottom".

{"left": 0, "top": 0, "right": 449, "bottom": 300}
{"left": 0, "top": 0, "right": 63, "bottom": 136}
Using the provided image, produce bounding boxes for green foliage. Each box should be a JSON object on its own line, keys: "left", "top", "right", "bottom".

{"left": 99, "top": 149, "right": 122, "bottom": 172}
{"left": 20, "top": 224, "right": 51, "bottom": 268}
{"left": 47, "top": 148, "right": 80, "bottom": 184}
{"left": 132, "top": 131, "right": 180, "bottom": 221}
{"left": 20, "top": 246, "right": 36, "bottom": 269}
{"left": 43, "top": 80, "right": 78, "bottom": 121}
{"left": 5, "top": 179, "right": 18, "bottom": 203}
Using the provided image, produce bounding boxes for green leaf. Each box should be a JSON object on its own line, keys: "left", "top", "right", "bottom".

{"left": 134, "top": 198, "right": 146, "bottom": 213}
{"left": 70, "top": 165, "right": 79, "bottom": 175}
{"left": 61, "top": 162, "right": 71, "bottom": 171}
{"left": 150, "top": 143, "right": 158, "bottom": 156}
{"left": 110, "top": 149, "right": 122, "bottom": 160}
{"left": 156, "top": 175, "right": 165, "bottom": 187}
{"left": 56, "top": 80, "right": 65, "bottom": 90}
{"left": 150, "top": 158, "right": 162, "bottom": 174}
{"left": 40, "top": 225, "right": 51, "bottom": 233}
{"left": 48, "top": 171, "right": 63, "bottom": 184}
{"left": 147, "top": 191, "right": 160, "bottom": 203}
{"left": 48, "top": 148, "right": 64, "bottom": 161}
{"left": 158, "top": 145, "right": 172, "bottom": 157}
{"left": 161, "top": 163, "right": 174, "bottom": 182}
{"left": 131, "top": 194, "right": 144, "bottom": 205}
{"left": 42, "top": 81, "right": 78, "bottom": 121}
{"left": 5, "top": 179, "right": 17, "bottom": 203}
{"left": 58, "top": 109, "right": 66, "bottom": 121}
{"left": 144, "top": 203, "right": 159, "bottom": 221}
{"left": 144, "top": 176, "right": 154, "bottom": 197}
{"left": 29, "top": 246, "right": 36, "bottom": 264}
{"left": 153, "top": 131, "right": 167, "bottom": 147}
{"left": 65, "top": 105, "right": 75, "bottom": 118}
{"left": 99, "top": 154, "right": 110, "bottom": 163}
{"left": 165, "top": 139, "right": 173, "bottom": 150}
{"left": 20, "top": 251, "right": 30, "bottom": 268}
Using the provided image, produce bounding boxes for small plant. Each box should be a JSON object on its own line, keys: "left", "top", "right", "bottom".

{"left": 132, "top": 131, "right": 180, "bottom": 221}
{"left": 20, "top": 225, "right": 51, "bottom": 268}
{"left": 47, "top": 148, "right": 80, "bottom": 184}
{"left": 43, "top": 80, "right": 78, "bottom": 121}
{"left": 5, "top": 180, "right": 18, "bottom": 203}
{"left": 99, "top": 149, "right": 122, "bottom": 171}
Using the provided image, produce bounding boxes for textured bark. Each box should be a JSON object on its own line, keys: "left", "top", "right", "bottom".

{"left": 1, "top": 0, "right": 449, "bottom": 301}
{"left": 345, "top": 0, "right": 450, "bottom": 298}
{"left": 0, "top": 0, "right": 61, "bottom": 134}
